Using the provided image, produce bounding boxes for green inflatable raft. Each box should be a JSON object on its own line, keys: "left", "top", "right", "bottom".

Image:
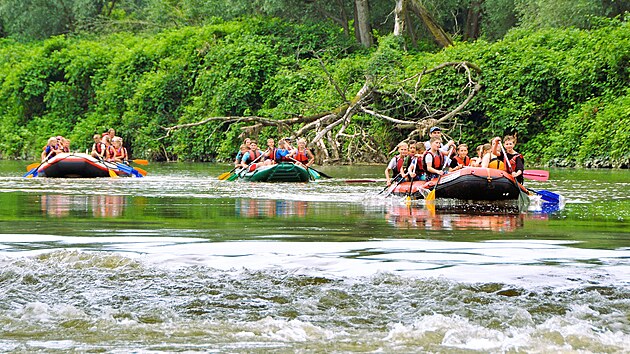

{"left": 229, "top": 162, "right": 318, "bottom": 182}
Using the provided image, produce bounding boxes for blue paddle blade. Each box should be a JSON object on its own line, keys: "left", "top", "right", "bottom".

{"left": 534, "top": 189, "right": 561, "bottom": 203}
{"left": 116, "top": 163, "right": 133, "bottom": 175}
{"left": 23, "top": 168, "right": 37, "bottom": 178}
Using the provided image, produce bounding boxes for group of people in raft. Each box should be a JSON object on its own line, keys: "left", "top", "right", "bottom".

{"left": 385, "top": 126, "right": 525, "bottom": 187}
{"left": 234, "top": 137, "right": 314, "bottom": 171}
{"left": 41, "top": 128, "right": 130, "bottom": 164}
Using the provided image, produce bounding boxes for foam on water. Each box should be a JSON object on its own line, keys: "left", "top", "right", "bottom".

{"left": 0, "top": 247, "right": 629, "bottom": 352}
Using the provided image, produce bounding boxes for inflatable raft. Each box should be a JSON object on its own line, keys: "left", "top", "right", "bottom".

{"left": 35, "top": 153, "right": 139, "bottom": 178}
{"left": 231, "top": 162, "right": 315, "bottom": 182}
{"left": 389, "top": 167, "right": 526, "bottom": 201}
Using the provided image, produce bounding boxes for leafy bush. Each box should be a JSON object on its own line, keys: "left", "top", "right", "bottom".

{"left": 0, "top": 16, "right": 627, "bottom": 168}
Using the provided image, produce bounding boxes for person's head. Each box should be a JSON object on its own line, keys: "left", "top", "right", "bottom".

{"left": 284, "top": 137, "right": 293, "bottom": 146}
{"left": 429, "top": 136, "right": 441, "bottom": 151}
{"left": 112, "top": 137, "right": 122, "bottom": 147}
{"left": 47, "top": 137, "right": 57, "bottom": 146}
{"left": 396, "top": 142, "right": 408, "bottom": 155}
{"left": 476, "top": 144, "right": 484, "bottom": 157}
{"left": 93, "top": 134, "right": 101, "bottom": 142}
{"left": 108, "top": 128, "right": 115, "bottom": 138}
{"left": 103, "top": 136, "right": 112, "bottom": 145}
{"left": 244, "top": 138, "right": 251, "bottom": 146}
{"left": 457, "top": 144, "right": 468, "bottom": 157}
{"left": 277, "top": 139, "right": 286, "bottom": 149}
{"left": 267, "top": 138, "right": 275, "bottom": 147}
{"left": 249, "top": 141, "right": 258, "bottom": 150}
{"left": 62, "top": 138, "right": 70, "bottom": 147}
{"left": 481, "top": 143, "right": 491, "bottom": 155}
{"left": 503, "top": 135, "right": 517, "bottom": 150}
{"left": 297, "top": 138, "right": 307, "bottom": 148}
{"left": 408, "top": 143, "right": 417, "bottom": 154}
{"left": 429, "top": 127, "right": 442, "bottom": 139}
{"left": 416, "top": 142, "right": 426, "bottom": 154}
{"left": 239, "top": 144, "right": 248, "bottom": 153}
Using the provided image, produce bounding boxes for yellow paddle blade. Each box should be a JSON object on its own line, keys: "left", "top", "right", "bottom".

{"left": 132, "top": 159, "right": 149, "bottom": 165}
{"left": 425, "top": 201, "right": 436, "bottom": 216}
{"left": 425, "top": 189, "right": 436, "bottom": 202}
{"left": 217, "top": 172, "right": 231, "bottom": 180}
{"left": 26, "top": 174, "right": 34, "bottom": 179}
{"left": 26, "top": 162, "right": 40, "bottom": 171}
{"left": 134, "top": 167, "right": 148, "bottom": 176}
{"left": 109, "top": 169, "right": 119, "bottom": 178}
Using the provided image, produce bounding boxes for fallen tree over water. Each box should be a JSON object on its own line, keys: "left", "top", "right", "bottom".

{"left": 162, "top": 61, "right": 481, "bottom": 164}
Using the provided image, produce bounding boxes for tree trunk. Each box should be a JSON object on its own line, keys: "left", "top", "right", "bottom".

{"left": 354, "top": 0, "right": 373, "bottom": 47}
{"left": 394, "top": 0, "right": 406, "bottom": 36}
{"left": 407, "top": 0, "right": 454, "bottom": 47}
{"left": 464, "top": 0, "right": 483, "bottom": 40}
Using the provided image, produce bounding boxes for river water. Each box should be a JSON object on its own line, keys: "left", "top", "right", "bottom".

{"left": 0, "top": 161, "right": 628, "bottom": 352}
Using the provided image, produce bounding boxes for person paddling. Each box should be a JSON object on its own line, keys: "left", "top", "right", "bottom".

{"left": 408, "top": 142, "right": 427, "bottom": 181}
{"left": 422, "top": 137, "right": 447, "bottom": 180}
{"left": 385, "top": 141, "right": 408, "bottom": 186}
{"left": 492, "top": 135, "right": 525, "bottom": 184}
{"left": 449, "top": 144, "right": 471, "bottom": 172}
{"left": 423, "top": 126, "right": 454, "bottom": 153}
{"left": 90, "top": 134, "right": 106, "bottom": 159}
{"left": 240, "top": 140, "right": 264, "bottom": 170}
{"left": 41, "top": 137, "right": 63, "bottom": 161}
{"left": 262, "top": 138, "right": 278, "bottom": 166}
{"left": 289, "top": 138, "right": 314, "bottom": 168}
{"left": 111, "top": 137, "right": 128, "bottom": 164}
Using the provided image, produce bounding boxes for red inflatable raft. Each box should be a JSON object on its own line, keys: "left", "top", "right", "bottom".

{"left": 36, "top": 153, "right": 131, "bottom": 178}
{"left": 389, "top": 167, "right": 527, "bottom": 201}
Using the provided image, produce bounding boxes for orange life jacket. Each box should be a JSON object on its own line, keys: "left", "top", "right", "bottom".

{"left": 454, "top": 155, "right": 471, "bottom": 167}
{"left": 113, "top": 146, "right": 127, "bottom": 160}
{"left": 293, "top": 149, "right": 311, "bottom": 164}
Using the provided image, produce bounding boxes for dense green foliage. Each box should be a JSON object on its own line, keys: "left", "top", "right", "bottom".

{"left": 0, "top": 16, "right": 628, "bottom": 167}
{"left": 2, "top": 0, "right": 627, "bottom": 43}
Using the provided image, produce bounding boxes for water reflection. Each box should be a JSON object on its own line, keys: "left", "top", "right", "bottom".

{"left": 235, "top": 198, "right": 308, "bottom": 218}
{"left": 40, "top": 194, "right": 127, "bottom": 218}
{"left": 386, "top": 204, "right": 524, "bottom": 231}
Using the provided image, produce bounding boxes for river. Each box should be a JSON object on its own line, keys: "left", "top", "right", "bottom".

{"left": 0, "top": 161, "right": 628, "bottom": 352}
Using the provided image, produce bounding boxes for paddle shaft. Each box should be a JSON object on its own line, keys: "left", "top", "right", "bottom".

{"left": 500, "top": 143, "right": 530, "bottom": 210}
{"left": 24, "top": 151, "right": 54, "bottom": 178}
{"left": 237, "top": 149, "right": 268, "bottom": 176}
{"left": 379, "top": 173, "right": 401, "bottom": 194}
{"left": 426, "top": 145, "right": 455, "bottom": 201}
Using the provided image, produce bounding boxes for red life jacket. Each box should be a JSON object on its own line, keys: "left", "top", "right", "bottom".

{"left": 504, "top": 152, "right": 524, "bottom": 173}
{"left": 411, "top": 155, "right": 424, "bottom": 173}
{"left": 293, "top": 149, "right": 311, "bottom": 163}
{"left": 269, "top": 147, "right": 279, "bottom": 162}
{"left": 107, "top": 145, "right": 116, "bottom": 159}
{"left": 422, "top": 151, "right": 443, "bottom": 171}
{"left": 454, "top": 155, "right": 471, "bottom": 167}
{"left": 93, "top": 143, "right": 106, "bottom": 155}
{"left": 244, "top": 150, "right": 260, "bottom": 164}
{"left": 392, "top": 155, "right": 404, "bottom": 175}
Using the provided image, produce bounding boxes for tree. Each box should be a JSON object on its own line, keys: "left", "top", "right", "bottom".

{"left": 354, "top": 0, "right": 373, "bottom": 47}
{"left": 161, "top": 32, "right": 481, "bottom": 164}
{"left": 393, "top": 0, "right": 453, "bottom": 47}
